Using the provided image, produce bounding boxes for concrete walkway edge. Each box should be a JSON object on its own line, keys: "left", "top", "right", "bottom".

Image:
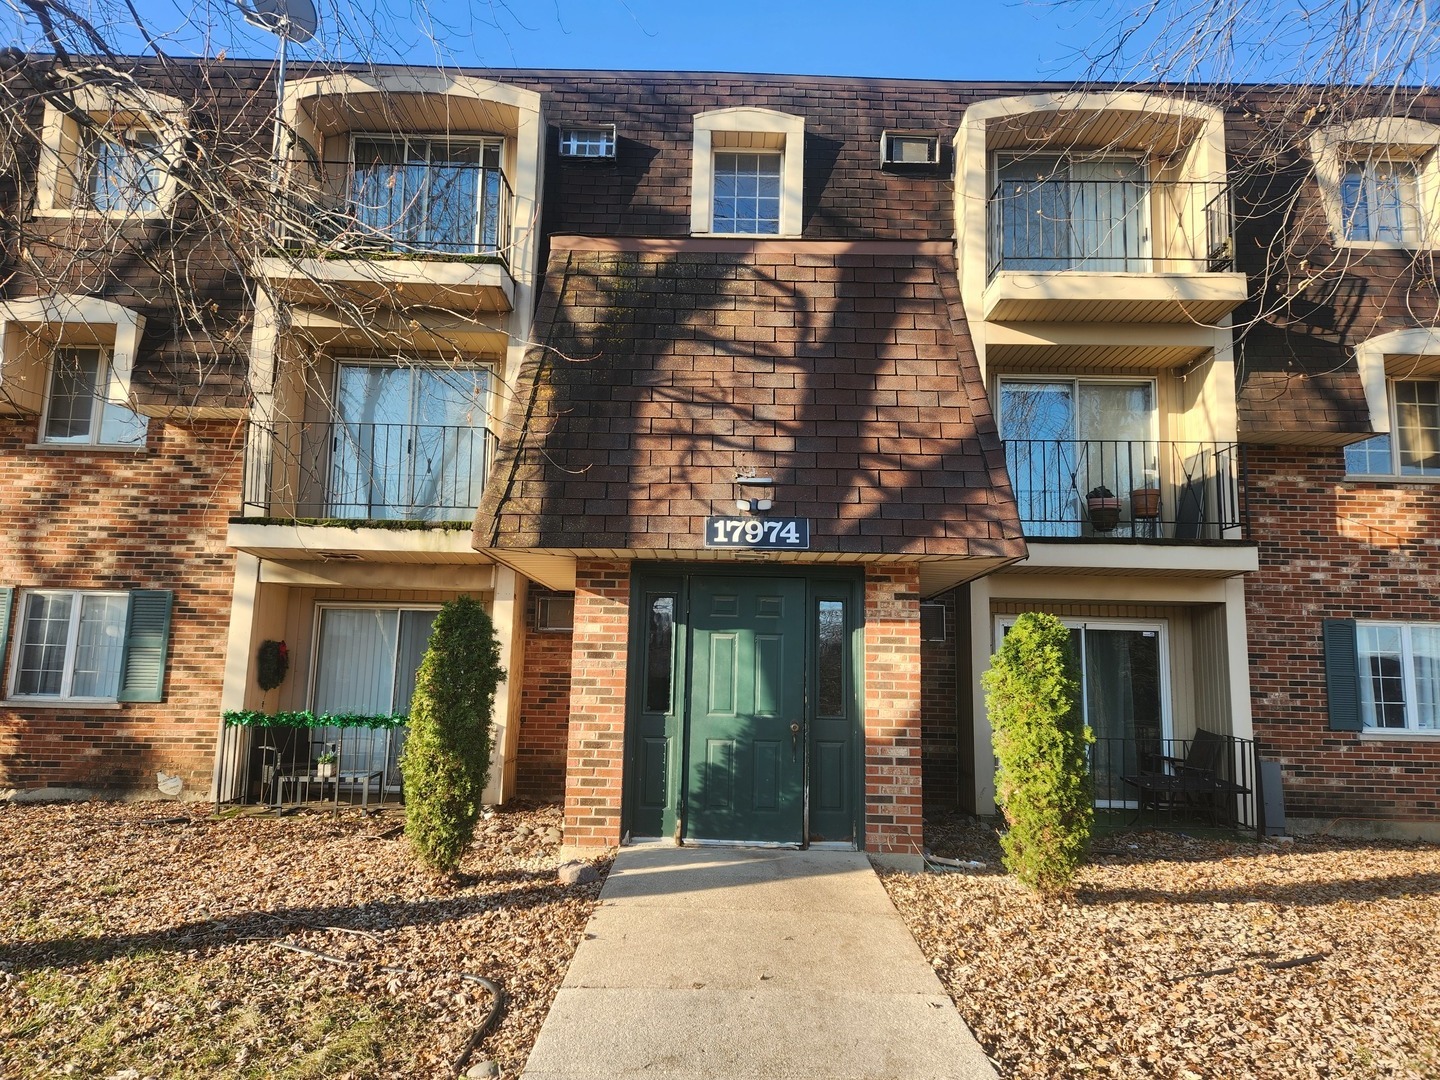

{"left": 520, "top": 846, "right": 996, "bottom": 1080}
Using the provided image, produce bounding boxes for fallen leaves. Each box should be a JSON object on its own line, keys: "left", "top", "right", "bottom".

{"left": 0, "top": 800, "right": 608, "bottom": 1079}
{"left": 881, "top": 817, "right": 1440, "bottom": 1079}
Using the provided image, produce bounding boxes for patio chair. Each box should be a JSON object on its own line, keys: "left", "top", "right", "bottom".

{"left": 1121, "top": 728, "right": 1250, "bottom": 826}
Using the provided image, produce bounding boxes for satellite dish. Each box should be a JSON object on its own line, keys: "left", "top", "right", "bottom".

{"left": 233, "top": 0, "right": 317, "bottom": 44}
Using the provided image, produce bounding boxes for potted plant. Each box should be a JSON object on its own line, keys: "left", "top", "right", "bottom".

{"left": 1086, "top": 485, "right": 1122, "bottom": 532}
{"left": 315, "top": 748, "right": 337, "bottom": 779}
{"left": 1130, "top": 471, "right": 1161, "bottom": 519}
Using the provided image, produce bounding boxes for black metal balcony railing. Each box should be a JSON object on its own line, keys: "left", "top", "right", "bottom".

{"left": 274, "top": 160, "right": 513, "bottom": 263}
{"left": 1091, "top": 732, "right": 1261, "bottom": 836}
{"left": 1003, "top": 439, "right": 1242, "bottom": 540}
{"left": 241, "top": 420, "right": 496, "bottom": 521}
{"left": 214, "top": 719, "right": 406, "bottom": 809}
{"left": 987, "top": 178, "right": 1233, "bottom": 278}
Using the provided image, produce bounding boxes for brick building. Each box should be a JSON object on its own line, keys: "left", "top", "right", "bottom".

{"left": 1, "top": 58, "right": 1437, "bottom": 851}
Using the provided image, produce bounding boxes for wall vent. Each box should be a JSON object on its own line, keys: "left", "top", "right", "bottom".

{"left": 881, "top": 130, "right": 939, "bottom": 167}
{"left": 559, "top": 124, "right": 617, "bottom": 159}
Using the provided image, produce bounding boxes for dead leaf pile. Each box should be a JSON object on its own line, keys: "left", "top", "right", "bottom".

{"left": 881, "top": 816, "right": 1440, "bottom": 1079}
{"left": 0, "top": 800, "right": 609, "bottom": 1079}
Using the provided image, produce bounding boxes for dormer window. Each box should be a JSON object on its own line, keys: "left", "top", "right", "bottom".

{"left": 34, "top": 79, "right": 185, "bottom": 218}
{"left": 690, "top": 107, "right": 804, "bottom": 238}
{"left": 1340, "top": 157, "right": 1422, "bottom": 245}
{"left": 712, "top": 152, "right": 781, "bottom": 235}
{"left": 83, "top": 126, "right": 164, "bottom": 214}
{"left": 1309, "top": 118, "right": 1440, "bottom": 251}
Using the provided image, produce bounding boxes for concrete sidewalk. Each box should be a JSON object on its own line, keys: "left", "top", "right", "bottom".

{"left": 519, "top": 846, "right": 996, "bottom": 1080}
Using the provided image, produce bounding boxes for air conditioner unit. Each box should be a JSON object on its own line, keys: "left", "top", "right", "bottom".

{"left": 558, "top": 124, "right": 618, "bottom": 160}
{"left": 881, "top": 130, "right": 939, "bottom": 167}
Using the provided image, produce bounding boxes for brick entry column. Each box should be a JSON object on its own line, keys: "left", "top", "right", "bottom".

{"left": 864, "top": 565, "right": 924, "bottom": 860}
{"left": 563, "top": 559, "right": 630, "bottom": 848}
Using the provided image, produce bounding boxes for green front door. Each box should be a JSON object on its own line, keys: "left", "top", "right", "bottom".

{"left": 685, "top": 576, "right": 806, "bottom": 843}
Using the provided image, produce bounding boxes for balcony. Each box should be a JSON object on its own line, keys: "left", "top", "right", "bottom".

{"left": 258, "top": 157, "right": 515, "bottom": 312}
{"left": 230, "top": 420, "right": 497, "bottom": 568}
{"left": 984, "top": 178, "right": 1249, "bottom": 323}
{"left": 241, "top": 419, "right": 496, "bottom": 522}
{"left": 1004, "top": 439, "right": 1243, "bottom": 541}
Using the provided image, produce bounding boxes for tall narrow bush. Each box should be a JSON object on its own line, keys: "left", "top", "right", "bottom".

{"left": 981, "top": 611, "right": 1093, "bottom": 898}
{"left": 400, "top": 595, "right": 505, "bottom": 873}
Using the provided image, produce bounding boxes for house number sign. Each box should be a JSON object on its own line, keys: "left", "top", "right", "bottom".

{"left": 704, "top": 516, "right": 811, "bottom": 550}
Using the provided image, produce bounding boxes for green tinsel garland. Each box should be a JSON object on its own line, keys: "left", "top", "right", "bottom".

{"left": 222, "top": 710, "right": 410, "bottom": 730}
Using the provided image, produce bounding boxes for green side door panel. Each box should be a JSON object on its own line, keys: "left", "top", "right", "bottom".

{"left": 685, "top": 577, "right": 806, "bottom": 843}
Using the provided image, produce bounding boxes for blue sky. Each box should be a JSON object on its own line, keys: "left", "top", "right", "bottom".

{"left": 10, "top": 0, "right": 1138, "bottom": 81}
{"left": 15, "top": 0, "right": 1432, "bottom": 88}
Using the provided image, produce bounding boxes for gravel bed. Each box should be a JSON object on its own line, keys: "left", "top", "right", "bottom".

{"left": 0, "top": 799, "right": 607, "bottom": 1079}
{"left": 880, "top": 815, "right": 1440, "bottom": 1079}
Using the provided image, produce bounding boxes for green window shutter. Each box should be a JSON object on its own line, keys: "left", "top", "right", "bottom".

{"left": 1323, "top": 617, "right": 1363, "bottom": 732}
{"left": 0, "top": 587, "right": 13, "bottom": 690}
{"left": 118, "top": 590, "right": 174, "bottom": 703}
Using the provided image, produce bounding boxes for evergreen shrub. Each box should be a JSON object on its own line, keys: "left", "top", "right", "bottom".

{"left": 400, "top": 595, "right": 505, "bottom": 873}
{"left": 981, "top": 611, "right": 1093, "bottom": 898}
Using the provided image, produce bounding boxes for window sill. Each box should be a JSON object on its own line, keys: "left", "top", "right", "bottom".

{"left": 33, "top": 208, "right": 170, "bottom": 221}
{"left": 1332, "top": 237, "right": 1437, "bottom": 253}
{"left": 1359, "top": 729, "right": 1440, "bottom": 741}
{"left": 693, "top": 230, "right": 800, "bottom": 240}
{"left": 1, "top": 698, "right": 123, "bottom": 711}
{"left": 25, "top": 443, "right": 147, "bottom": 454}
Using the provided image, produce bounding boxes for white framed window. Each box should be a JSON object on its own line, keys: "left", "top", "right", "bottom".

{"left": 4, "top": 587, "right": 172, "bottom": 704}
{"left": 1356, "top": 621, "right": 1440, "bottom": 732}
{"left": 325, "top": 360, "right": 492, "bottom": 520}
{"left": 1308, "top": 118, "right": 1440, "bottom": 251}
{"left": 559, "top": 125, "right": 616, "bottom": 159}
{"left": 712, "top": 152, "right": 781, "bottom": 235}
{"left": 690, "top": 107, "right": 804, "bottom": 237}
{"left": 82, "top": 126, "right": 165, "bottom": 214}
{"left": 40, "top": 347, "right": 148, "bottom": 447}
{"left": 34, "top": 81, "right": 185, "bottom": 218}
{"left": 1345, "top": 378, "right": 1440, "bottom": 478}
{"left": 1340, "top": 158, "right": 1422, "bottom": 245}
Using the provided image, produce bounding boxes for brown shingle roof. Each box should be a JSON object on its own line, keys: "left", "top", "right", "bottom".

{"left": 475, "top": 238, "right": 1024, "bottom": 560}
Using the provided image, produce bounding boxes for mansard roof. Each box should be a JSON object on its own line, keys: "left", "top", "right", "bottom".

{"left": 475, "top": 236, "right": 1025, "bottom": 577}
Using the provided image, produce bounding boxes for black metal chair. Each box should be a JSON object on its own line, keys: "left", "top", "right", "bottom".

{"left": 1121, "top": 728, "right": 1250, "bottom": 826}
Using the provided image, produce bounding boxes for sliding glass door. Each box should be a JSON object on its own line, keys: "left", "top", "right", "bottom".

{"left": 997, "top": 617, "right": 1170, "bottom": 806}
{"left": 996, "top": 156, "right": 1149, "bottom": 271}
{"left": 311, "top": 605, "right": 438, "bottom": 792}
{"left": 329, "top": 362, "right": 491, "bottom": 521}
{"left": 999, "top": 378, "right": 1156, "bottom": 536}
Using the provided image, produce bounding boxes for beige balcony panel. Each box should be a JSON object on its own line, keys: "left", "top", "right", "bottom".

{"left": 983, "top": 270, "right": 1249, "bottom": 324}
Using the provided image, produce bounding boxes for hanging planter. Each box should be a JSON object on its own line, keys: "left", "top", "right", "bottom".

{"left": 1086, "top": 485, "right": 1122, "bottom": 533}
{"left": 256, "top": 640, "right": 289, "bottom": 691}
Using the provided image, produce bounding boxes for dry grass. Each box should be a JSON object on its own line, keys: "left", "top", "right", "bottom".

{"left": 0, "top": 800, "right": 607, "bottom": 1079}
{"left": 881, "top": 816, "right": 1440, "bottom": 1079}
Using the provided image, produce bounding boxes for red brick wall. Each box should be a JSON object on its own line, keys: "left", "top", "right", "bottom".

{"left": 920, "top": 591, "right": 961, "bottom": 810}
{"left": 864, "top": 565, "right": 925, "bottom": 856}
{"left": 0, "top": 417, "right": 243, "bottom": 795}
{"left": 514, "top": 587, "right": 574, "bottom": 802}
{"left": 1247, "top": 447, "right": 1440, "bottom": 824}
{"left": 563, "top": 560, "right": 629, "bottom": 847}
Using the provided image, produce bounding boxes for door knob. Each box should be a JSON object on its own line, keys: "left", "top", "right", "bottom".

{"left": 790, "top": 722, "right": 801, "bottom": 756}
